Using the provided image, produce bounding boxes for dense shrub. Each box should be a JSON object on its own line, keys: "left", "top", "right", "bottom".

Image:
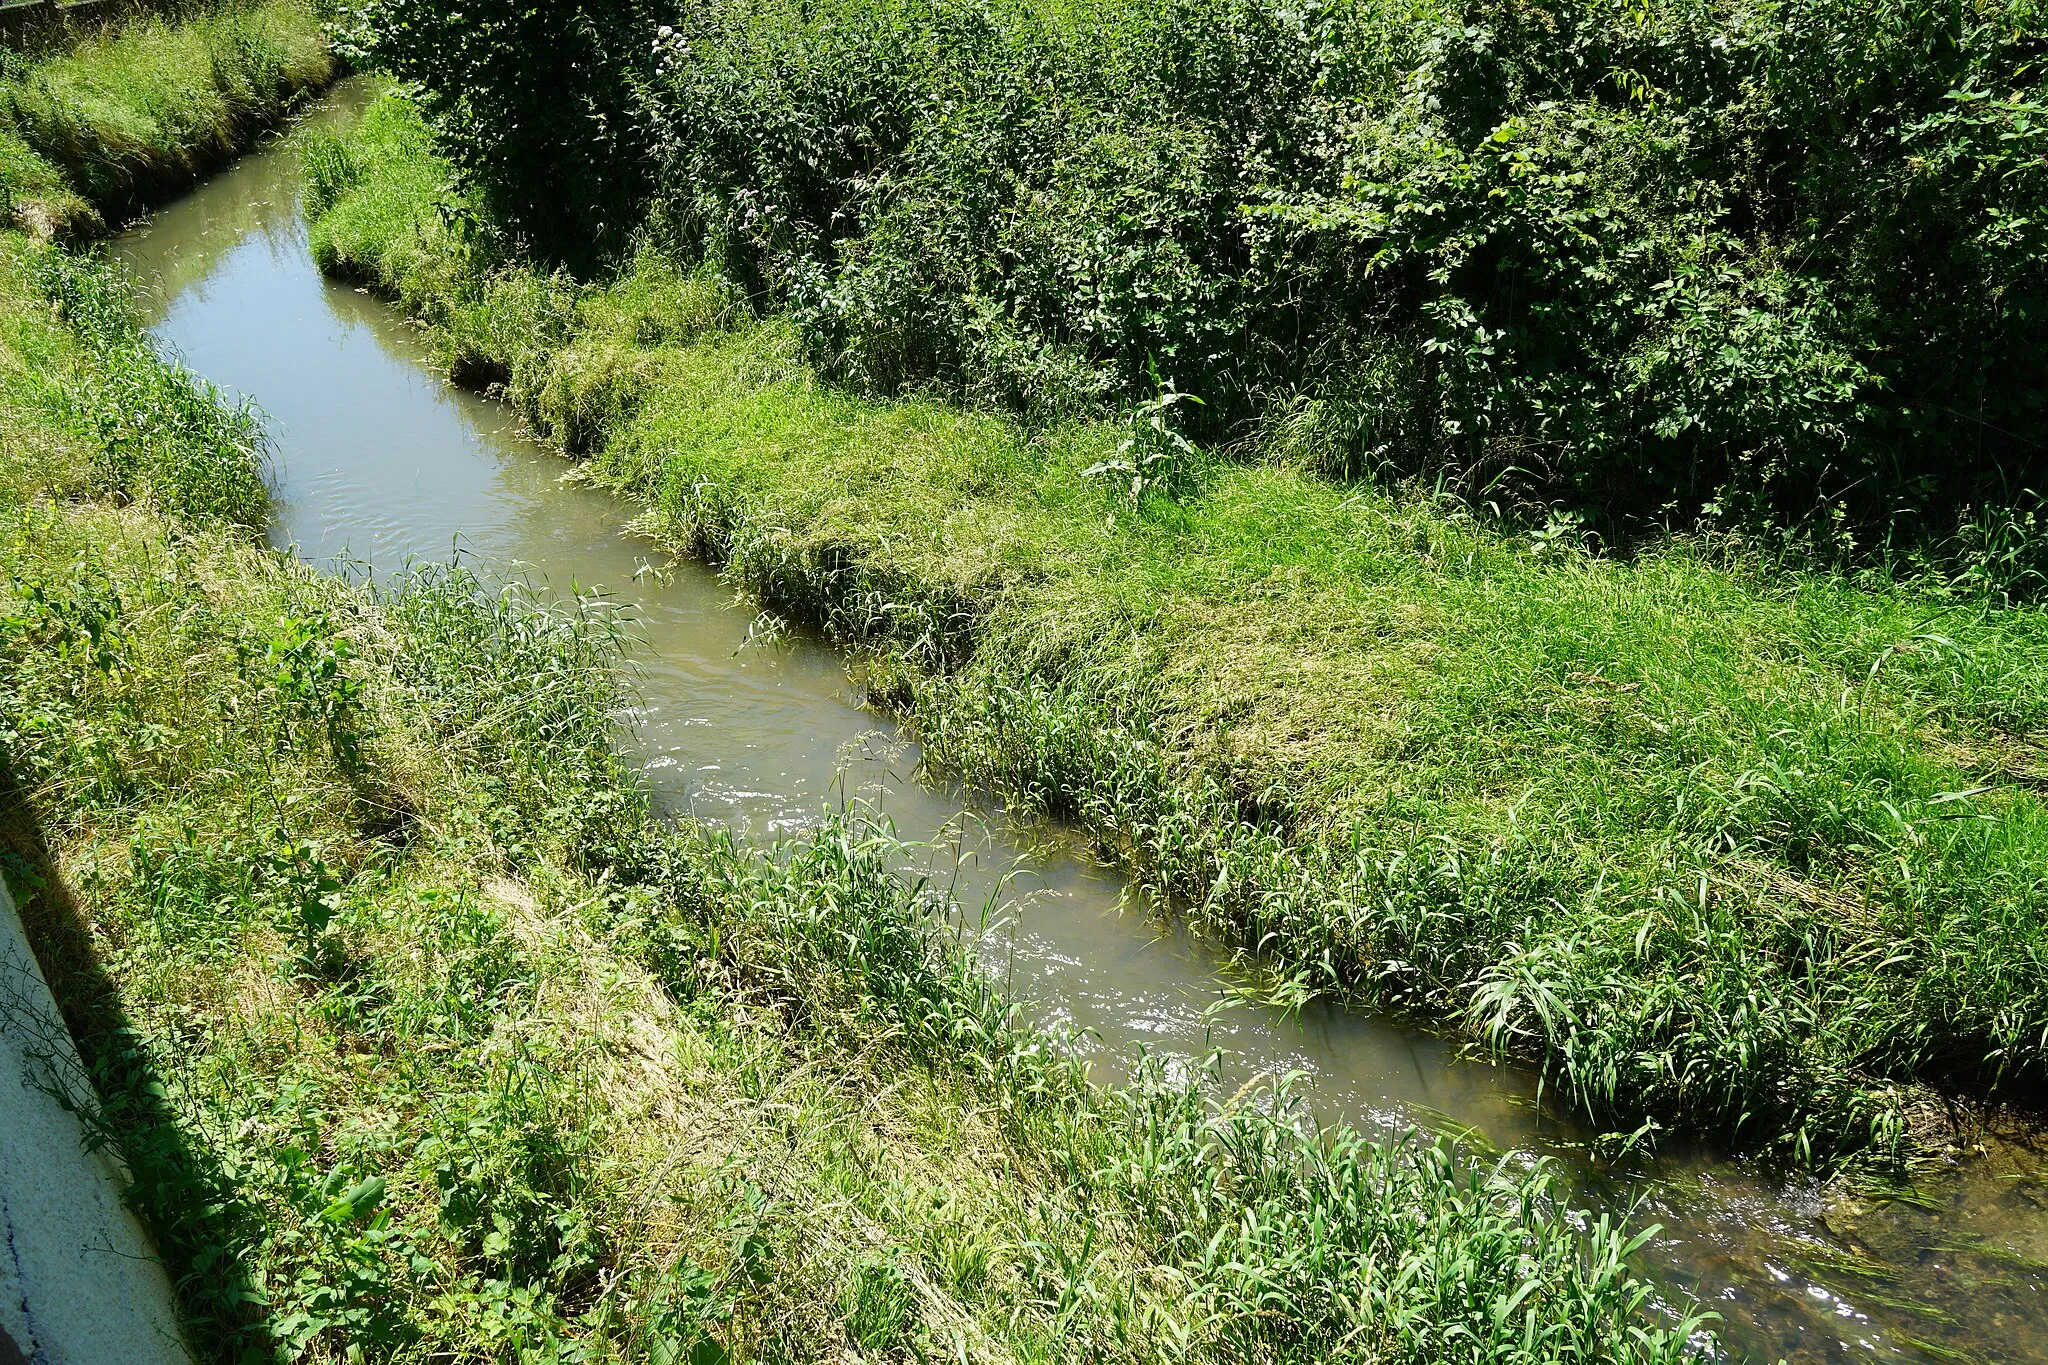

{"left": 335, "top": 0, "right": 656, "bottom": 267}
{"left": 355, "top": 0, "right": 2048, "bottom": 553}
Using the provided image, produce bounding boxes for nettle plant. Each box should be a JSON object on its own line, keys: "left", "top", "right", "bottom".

{"left": 244, "top": 608, "right": 367, "bottom": 776}
{"left": 1085, "top": 386, "right": 1205, "bottom": 511}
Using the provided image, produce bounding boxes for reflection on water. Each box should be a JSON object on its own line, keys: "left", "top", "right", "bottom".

{"left": 111, "top": 83, "right": 2047, "bottom": 1364}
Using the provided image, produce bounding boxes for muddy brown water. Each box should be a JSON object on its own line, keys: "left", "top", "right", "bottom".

{"left": 108, "top": 83, "right": 2047, "bottom": 1364}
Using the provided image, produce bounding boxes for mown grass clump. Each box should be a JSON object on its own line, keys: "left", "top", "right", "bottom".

{"left": 0, "top": 0, "right": 333, "bottom": 237}
{"left": 0, "top": 232, "right": 1707, "bottom": 1360}
{"left": 308, "top": 89, "right": 2048, "bottom": 1175}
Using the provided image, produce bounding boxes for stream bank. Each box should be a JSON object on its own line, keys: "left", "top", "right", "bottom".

{"left": 0, "top": 0, "right": 332, "bottom": 240}
{"left": 110, "top": 82, "right": 2048, "bottom": 1364}
{"left": 1, "top": 77, "right": 1706, "bottom": 1365}
{"left": 308, "top": 85, "right": 2048, "bottom": 1189}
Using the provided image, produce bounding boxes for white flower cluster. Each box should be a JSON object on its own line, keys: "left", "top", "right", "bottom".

{"left": 651, "top": 24, "right": 689, "bottom": 73}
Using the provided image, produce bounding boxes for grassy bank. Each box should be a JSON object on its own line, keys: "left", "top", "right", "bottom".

{"left": 0, "top": 0, "right": 333, "bottom": 238}
{"left": 0, "top": 17, "right": 1704, "bottom": 1363}
{"left": 352, "top": 0, "right": 2048, "bottom": 564}
{"left": 309, "top": 90, "right": 2048, "bottom": 1175}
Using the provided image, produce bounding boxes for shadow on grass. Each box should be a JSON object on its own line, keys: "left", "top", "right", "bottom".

{"left": 0, "top": 750, "right": 270, "bottom": 1362}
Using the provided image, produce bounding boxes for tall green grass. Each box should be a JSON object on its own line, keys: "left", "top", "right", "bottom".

{"left": 18, "top": 238, "right": 269, "bottom": 521}
{"left": 309, "top": 89, "right": 2048, "bottom": 1174}
{"left": 0, "top": 0, "right": 332, "bottom": 236}
{"left": 0, "top": 230, "right": 1705, "bottom": 1360}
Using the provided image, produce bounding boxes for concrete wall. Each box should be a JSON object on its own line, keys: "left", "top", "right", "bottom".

{"left": 0, "top": 874, "right": 190, "bottom": 1365}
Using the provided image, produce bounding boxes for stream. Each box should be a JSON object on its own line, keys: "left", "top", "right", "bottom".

{"left": 109, "top": 83, "right": 2048, "bottom": 1364}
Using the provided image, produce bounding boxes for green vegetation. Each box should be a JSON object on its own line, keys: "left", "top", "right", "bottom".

{"left": 0, "top": 9, "right": 1706, "bottom": 1363}
{"left": 351, "top": 0, "right": 2048, "bottom": 566}
{"left": 308, "top": 88, "right": 2048, "bottom": 1174}
{"left": 0, "top": 0, "right": 333, "bottom": 237}
{"left": 0, "top": 153, "right": 1701, "bottom": 1365}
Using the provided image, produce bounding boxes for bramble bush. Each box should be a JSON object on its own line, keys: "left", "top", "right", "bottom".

{"left": 351, "top": 0, "right": 2047, "bottom": 567}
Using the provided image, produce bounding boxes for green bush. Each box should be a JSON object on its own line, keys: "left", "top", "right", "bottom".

{"left": 356, "top": 0, "right": 2048, "bottom": 561}
{"left": 335, "top": 0, "right": 654, "bottom": 268}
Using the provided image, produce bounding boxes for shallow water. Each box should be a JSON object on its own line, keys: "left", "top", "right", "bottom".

{"left": 110, "top": 83, "right": 2047, "bottom": 1364}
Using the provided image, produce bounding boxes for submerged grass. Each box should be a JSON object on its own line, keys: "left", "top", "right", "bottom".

{"left": 0, "top": 0, "right": 333, "bottom": 237}
{"left": 309, "top": 89, "right": 2048, "bottom": 1175}
{"left": 0, "top": 17, "right": 1707, "bottom": 1358}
